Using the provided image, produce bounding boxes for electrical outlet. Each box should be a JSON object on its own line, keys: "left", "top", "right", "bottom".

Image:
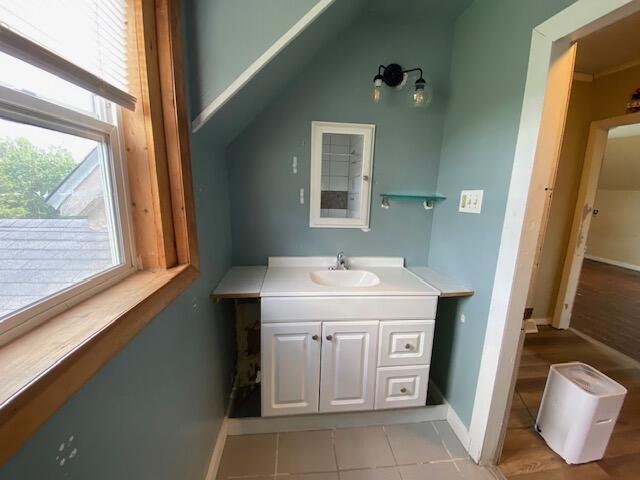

{"left": 459, "top": 190, "right": 483, "bottom": 213}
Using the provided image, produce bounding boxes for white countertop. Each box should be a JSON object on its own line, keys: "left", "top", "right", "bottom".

{"left": 210, "top": 266, "right": 267, "bottom": 301}
{"left": 260, "top": 257, "right": 439, "bottom": 297}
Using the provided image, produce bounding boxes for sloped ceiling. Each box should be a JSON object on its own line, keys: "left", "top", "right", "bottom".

{"left": 367, "top": 0, "right": 473, "bottom": 19}
{"left": 194, "top": 0, "right": 473, "bottom": 147}
{"left": 194, "top": 0, "right": 368, "bottom": 146}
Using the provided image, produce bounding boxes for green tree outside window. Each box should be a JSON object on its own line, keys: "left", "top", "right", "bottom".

{"left": 0, "top": 138, "right": 76, "bottom": 218}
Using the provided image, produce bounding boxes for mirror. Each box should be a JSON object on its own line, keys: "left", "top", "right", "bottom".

{"left": 309, "top": 121, "right": 375, "bottom": 229}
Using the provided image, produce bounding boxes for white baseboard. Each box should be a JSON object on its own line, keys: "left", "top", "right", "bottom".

{"left": 531, "top": 317, "right": 551, "bottom": 325}
{"left": 204, "top": 417, "right": 228, "bottom": 480}
{"left": 226, "top": 404, "right": 448, "bottom": 436}
{"left": 584, "top": 254, "right": 640, "bottom": 272}
{"left": 446, "top": 404, "right": 471, "bottom": 453}
{"left": 428, "top": 381, "right": 471, "bottom": 455}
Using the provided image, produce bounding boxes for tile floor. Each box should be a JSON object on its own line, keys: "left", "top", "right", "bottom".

{"left": 217, "top": 421, "right": 496, "bottom": 479}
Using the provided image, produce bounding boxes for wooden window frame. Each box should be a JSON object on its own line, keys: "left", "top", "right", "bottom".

{"left": 0, "top": 0, "right": 199, "bottom": 465}
{"left": 0, "top": 86, "right": 136, "bottom": 345}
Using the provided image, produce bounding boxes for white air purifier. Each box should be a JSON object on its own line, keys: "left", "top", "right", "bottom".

{"left": 535, "top": 362, "right": 627, "bottom": 464}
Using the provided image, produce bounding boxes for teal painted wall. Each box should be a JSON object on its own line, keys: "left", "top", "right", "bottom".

{"left": 1, "top": 2, "right": 368, "bottom": 477}
{"left": 0, "top": 137, "right": 235, "bottom": 480}
{"left": 0, "top": 5, "right": 239, "bottom": 479}
{"left": 187, "top": 0, "right": 321, "bottom": 114}
{"left": 227, "top": 12, "right": 457, "bottom": 266}
{"left": 427, "top": 0, "right": 577, "bottom": 427}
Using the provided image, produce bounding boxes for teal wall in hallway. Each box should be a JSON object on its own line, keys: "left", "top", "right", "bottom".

{"left": 227, "top": 11, "right": 457, "bottom": 266}
{"left": 427, "top": 0, "right": 577, "bottom": 427}
{"left": 187, "top": 0, "right": 321, "bottom": 114}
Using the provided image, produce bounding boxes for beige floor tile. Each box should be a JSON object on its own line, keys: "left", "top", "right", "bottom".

{"left": 339, "top": 467, "right": 401, "bottom": 480}
{"left": 333, "top": 426, "right": 396, "bottom": 470}
{"left": 432, "top": 420, "right": 469, "bottom": 459}
{"left": 277, "top": 430, "right": 337, "bottom": 474}
{"left": 399, "top": 462, "right": 463, "bottom": 480}
{"left": 281, "top": 473, "right": 340, "bottom": 480}
{"left": 218, "top": 433, "right": 277, "bottom": 478}
{"left": 385, "top": 422, "right": 450, "bottom": 464}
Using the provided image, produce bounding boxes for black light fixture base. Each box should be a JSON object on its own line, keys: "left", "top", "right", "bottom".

{"left": 382, "top": 63, "right": 405, "bottom": 87}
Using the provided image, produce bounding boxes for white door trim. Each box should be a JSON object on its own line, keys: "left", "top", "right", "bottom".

{"left": 552, "top": 112, "right": 640, "bottom": 329}
{"left": 467, "top": 0, "right": 640, "bottom": 464}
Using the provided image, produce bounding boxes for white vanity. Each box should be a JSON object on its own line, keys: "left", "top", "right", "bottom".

{"left": 259, "top": 256, "right": 439, "bottom": 417}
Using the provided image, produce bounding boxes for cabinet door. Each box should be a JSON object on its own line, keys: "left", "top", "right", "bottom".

{"left": 320, "top": 321, "right": 378, "bottom": 412}
{"left": 261, "top": 322, "right": 321, "bottom": 417}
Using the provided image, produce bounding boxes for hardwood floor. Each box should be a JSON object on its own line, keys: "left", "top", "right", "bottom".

{"left": 571, "top": 259, "right": 640, "bottom": 363}
{"left": 498, "top": 326, "right": 640, "bottom": 479}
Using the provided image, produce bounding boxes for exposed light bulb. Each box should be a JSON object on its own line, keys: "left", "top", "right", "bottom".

{"left": 372, "top": 75, "right": 383, "bottom": 104}
{"left": 413, "top": 88, "right": 425, "bottom": 106}
{"left": 373, "top": 84, "right": 382, "bottom": 103}
{"left": 412, "top": 78, "right": 432, "bottom": 109}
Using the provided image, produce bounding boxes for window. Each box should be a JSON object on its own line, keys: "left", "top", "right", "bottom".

{"left": 0, "top": 0, "right": 199, "bottom": 465}
{"left": 0, "top": 1, "right": 135, "bottom": 341}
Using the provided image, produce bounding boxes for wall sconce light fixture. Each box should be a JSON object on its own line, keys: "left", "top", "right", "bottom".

{"left": 372, "top": 63, "right": 432, "bottom": 108}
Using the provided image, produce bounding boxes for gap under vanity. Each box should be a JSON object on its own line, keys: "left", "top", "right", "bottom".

{"left": 211, "top": 255, "right": 473, "bottom": 431}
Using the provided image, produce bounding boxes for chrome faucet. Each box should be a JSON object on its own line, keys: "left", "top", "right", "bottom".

{"left": 332, "top": 251, "right": 348, "bottom": 270}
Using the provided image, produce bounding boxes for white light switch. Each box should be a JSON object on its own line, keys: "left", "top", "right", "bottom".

{"left": 459, "top": 190, "right": 483, "bottom": 213}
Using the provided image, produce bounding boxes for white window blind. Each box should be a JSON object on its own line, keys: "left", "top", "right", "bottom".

{"left": 0, "top": 0, "right": 136, "bottom": 109}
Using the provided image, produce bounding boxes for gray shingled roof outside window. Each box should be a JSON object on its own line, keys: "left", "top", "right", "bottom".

{"left": 0, "top": 218, "right": 114, "bottom": 319}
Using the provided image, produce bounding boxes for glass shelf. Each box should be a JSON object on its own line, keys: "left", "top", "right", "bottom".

{"left": 380, "top": 193, "right": 446, "bottom": 201}
{"left": 379, "top": 193, "right": 446, "bottom": 210}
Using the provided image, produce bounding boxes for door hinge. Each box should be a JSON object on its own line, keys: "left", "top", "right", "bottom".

{"left": 523, "top": 307, "right": 533, "bottom": 320}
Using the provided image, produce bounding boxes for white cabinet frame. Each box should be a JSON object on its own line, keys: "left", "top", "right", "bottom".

{"left": 309, "top": 121, "right": 375, "bottom": 229}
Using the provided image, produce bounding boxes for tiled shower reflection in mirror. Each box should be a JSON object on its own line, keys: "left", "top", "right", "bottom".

{"left": 320, "top": 133, "right": 364, "bottom": 219}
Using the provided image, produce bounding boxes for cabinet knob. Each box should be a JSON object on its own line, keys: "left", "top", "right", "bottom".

{"left": 326, "top": 335, "right": 333, "bottom": 341}
{"left": 405, "top": 344, "right": 413, "bottom": 350}
{"left": 400, "top": 388, "right": 407, "bottom": 393}
{"left": 312, "top": 335, "right": 319, "bottom": 341}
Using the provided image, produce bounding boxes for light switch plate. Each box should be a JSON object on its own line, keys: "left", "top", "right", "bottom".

{"left": 459, "top": 190, "right": 483, "bottom": 213}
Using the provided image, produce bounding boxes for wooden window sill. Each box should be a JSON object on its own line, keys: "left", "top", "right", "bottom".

{"left": 0, "top": 264, "right": 199, "bottom": 465}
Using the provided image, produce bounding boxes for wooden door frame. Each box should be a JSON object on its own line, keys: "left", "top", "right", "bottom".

{"left": 552, "top": 112, "right": 640, "bottom": 329}
{"left": 467, "top": 0, "right": 640, "bottom": 464}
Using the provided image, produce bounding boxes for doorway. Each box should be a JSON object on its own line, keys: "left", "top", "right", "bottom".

{"left": 496, "top": 9, "right": 640, "bottom": 479}
{"left": 568, "top": 123, "right": 640, "bottom": 362}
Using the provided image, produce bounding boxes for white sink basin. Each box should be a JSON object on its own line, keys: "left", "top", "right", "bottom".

{"left": 309, "top": 270, "right": 381, "bottom": 287}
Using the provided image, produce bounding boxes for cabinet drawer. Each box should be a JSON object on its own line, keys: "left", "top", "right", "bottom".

{"left": 375, "top": 365, "right": 429, "bottom": 410}
{"left": 378, "top": 320, "right": 434, "bottom": 367}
